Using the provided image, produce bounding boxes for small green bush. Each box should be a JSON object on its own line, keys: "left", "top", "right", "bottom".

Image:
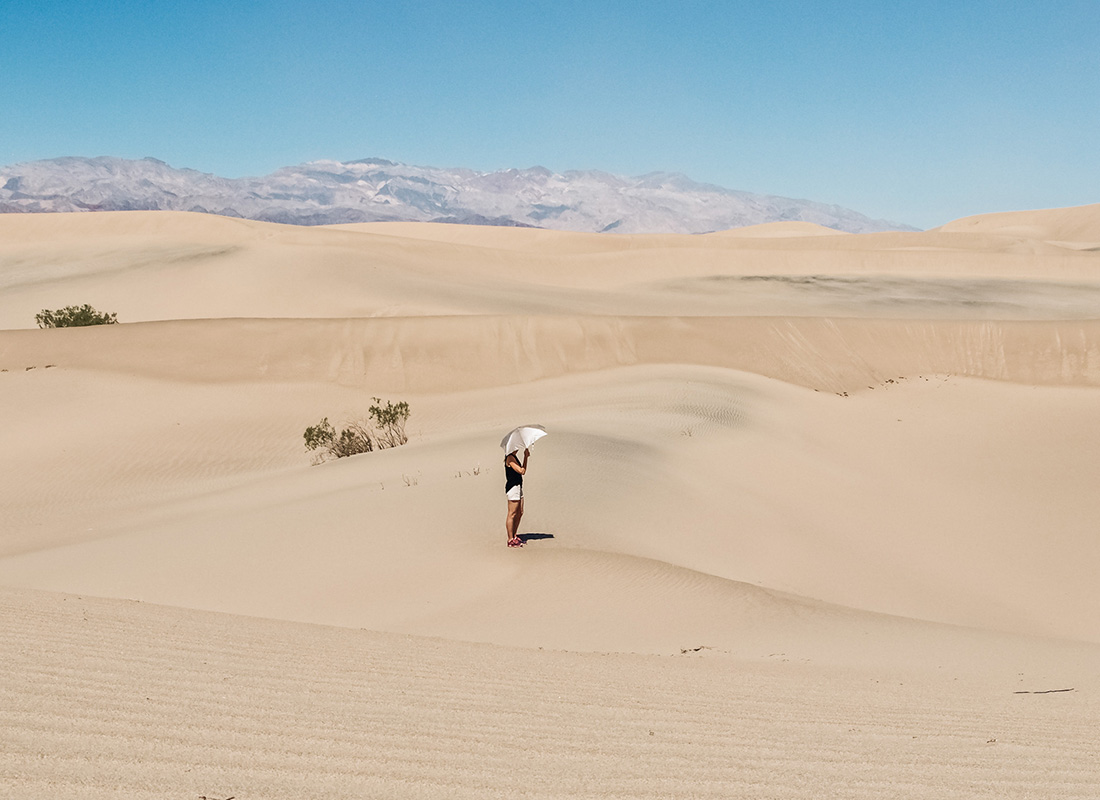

{"left": 304, "top": 400, "right": 410, "bottom": 464}
{"left": 369, "top": 397, "right": 410, "bottom": 448}
{"left": 303, "top": 418, "right": 338, "bottom": 453}
{"left": 36, "top": 304, "right": 119, "bottom": 328}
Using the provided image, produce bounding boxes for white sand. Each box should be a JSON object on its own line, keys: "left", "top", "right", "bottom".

{"left": 2, "top": 208, "right": 1100, "bottom": 798}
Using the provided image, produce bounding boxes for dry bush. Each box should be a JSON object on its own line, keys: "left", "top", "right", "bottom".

{"left": 303, "top": 400, "right": 410, "bottom": 464}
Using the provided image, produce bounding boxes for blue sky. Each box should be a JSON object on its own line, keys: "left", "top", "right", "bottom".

{"left": 1, "top": 0, "right": 1097, "bottom": 228}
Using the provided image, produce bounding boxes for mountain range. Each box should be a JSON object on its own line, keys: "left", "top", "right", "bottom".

{"left": 0, "top": 155, "right": 915, "bottom": 234}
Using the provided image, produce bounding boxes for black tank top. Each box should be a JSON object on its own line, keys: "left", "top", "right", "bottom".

{"left": 505, "top": 455, "right": 523, "bottom": 491}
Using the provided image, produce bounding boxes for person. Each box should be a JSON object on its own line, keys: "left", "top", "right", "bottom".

{"left": 504, "top": 447, "right": 530, "bottom": 547}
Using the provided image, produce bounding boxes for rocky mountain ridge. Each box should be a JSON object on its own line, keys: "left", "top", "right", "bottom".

{"left": 0, "top": 156, "right": 915, "bottom": 233}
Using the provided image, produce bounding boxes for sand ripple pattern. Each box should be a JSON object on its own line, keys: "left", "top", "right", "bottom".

{"left": 3, "top": 588, "right": 1098, "bottom": 800}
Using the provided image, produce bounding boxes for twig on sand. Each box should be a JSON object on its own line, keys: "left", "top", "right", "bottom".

{"left": 1013, "top": 688, "right": 1075, "bottom": 694}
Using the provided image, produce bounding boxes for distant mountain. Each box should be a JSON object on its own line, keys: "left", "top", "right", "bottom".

{"left": 0, "top": 156, "right": 916, "bottom": 234}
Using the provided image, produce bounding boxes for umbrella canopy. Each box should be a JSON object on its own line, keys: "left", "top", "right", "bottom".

{"left": 500, "top": 425, "right": 547, "bottom": 455}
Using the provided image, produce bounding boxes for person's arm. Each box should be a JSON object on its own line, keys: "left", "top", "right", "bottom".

{"left": 506, "top": 453, "right": 527, "bottom": 475}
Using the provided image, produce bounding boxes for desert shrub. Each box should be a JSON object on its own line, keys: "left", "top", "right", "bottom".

{"left": 368, "top": 397, "right": 410, "bottom": 448}
{"left": 331, "top": 421, "right": 375, "bottom": 459}
{"left": 303, "top": 418, "right": 338, "bottom": 453}
{"left": 36, "top": 304, "right": 119, "bottom": 328}
{"left": 303, "top": 400, "right": 410, "bottom": 463}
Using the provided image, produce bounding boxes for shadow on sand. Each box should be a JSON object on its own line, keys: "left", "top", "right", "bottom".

{"left": 518, "top": 533, "right": 555, "bottom": 543}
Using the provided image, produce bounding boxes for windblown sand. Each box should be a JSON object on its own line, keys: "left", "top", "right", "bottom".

{"left": 2, "top": 207, "right": 1100, "bottom": 798}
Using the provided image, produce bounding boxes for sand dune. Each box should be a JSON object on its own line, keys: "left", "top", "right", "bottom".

{"left": 4, "top": 363, "right": 1099, "bottom": 645}
{"left": 5, "top": 315, "right": 1100, "bottom": 393}
{"left": 3, "top": 207, "right": 1100, "bottom": 797}
{"left": 937, "top": 202, "right": 1100, "bottom": 244}
{"left": 4, "top": 210, "right": 1100, "bottom": 329}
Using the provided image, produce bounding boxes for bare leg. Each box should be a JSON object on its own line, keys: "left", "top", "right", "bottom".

{"left": 506, "top": 499, "right": 521, "bottom": 544}
{"left": 514, "top": 497, "right": 524, "bottom": 540}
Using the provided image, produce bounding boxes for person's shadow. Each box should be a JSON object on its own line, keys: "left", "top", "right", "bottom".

{"left": 519, "top": 533, "right": 555, "bottom": 543}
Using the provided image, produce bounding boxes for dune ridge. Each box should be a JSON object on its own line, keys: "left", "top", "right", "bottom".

{"left": 4, "top": 210, "right": 1100, "bottom": 330}
{"left": 937, "top": 202, "right": 1100, "bottom": 243}
{"left": 5, "top": 315, "right": 1100, "bottom": 393}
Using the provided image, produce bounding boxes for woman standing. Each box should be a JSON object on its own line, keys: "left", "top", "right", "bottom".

{"left": 504, "top": 447, "right": 529, "bottom": 547}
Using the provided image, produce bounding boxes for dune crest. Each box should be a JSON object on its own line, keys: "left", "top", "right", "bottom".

{"left": 705, "top": 220, "right": 849, "bottom": 237}
{"left": 937, "top": 202, "right": 1100, "bottom": 244}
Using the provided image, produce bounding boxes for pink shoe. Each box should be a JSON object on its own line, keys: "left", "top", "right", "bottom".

{"left": 507, "top": 537, "right": 524, "bottom": 547}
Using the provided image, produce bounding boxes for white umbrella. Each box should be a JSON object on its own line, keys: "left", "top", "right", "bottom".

{"left": 500, "top": 424, "right": 547, "bottom": 455}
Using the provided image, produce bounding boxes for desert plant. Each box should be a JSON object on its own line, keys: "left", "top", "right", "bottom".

{"left": 368, "top": 397, "right": 410, "bottom": 448}
{"left": 303, "top": 418, "right": 337, "bottom": 453}
{"left": 36, "top": 304, "right": 118, "bottom": 328}
{"left": 331, "top": 421, "right": 375, "bottom": 459}
{"left": 303, "top": 400, "right": 410, "bottom": 463}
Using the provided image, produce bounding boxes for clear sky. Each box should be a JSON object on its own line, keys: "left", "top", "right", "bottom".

{"left": 1, "top": 0, "right": 1097, "bottom": 228}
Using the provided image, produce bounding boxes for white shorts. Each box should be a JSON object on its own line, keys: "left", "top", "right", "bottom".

{"left": 506, "top": 485, "right": 523, "bottom": 501}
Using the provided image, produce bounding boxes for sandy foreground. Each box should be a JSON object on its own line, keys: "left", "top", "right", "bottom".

{"left": 2, "top": 207, "right": 1100, "bottom": 797}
